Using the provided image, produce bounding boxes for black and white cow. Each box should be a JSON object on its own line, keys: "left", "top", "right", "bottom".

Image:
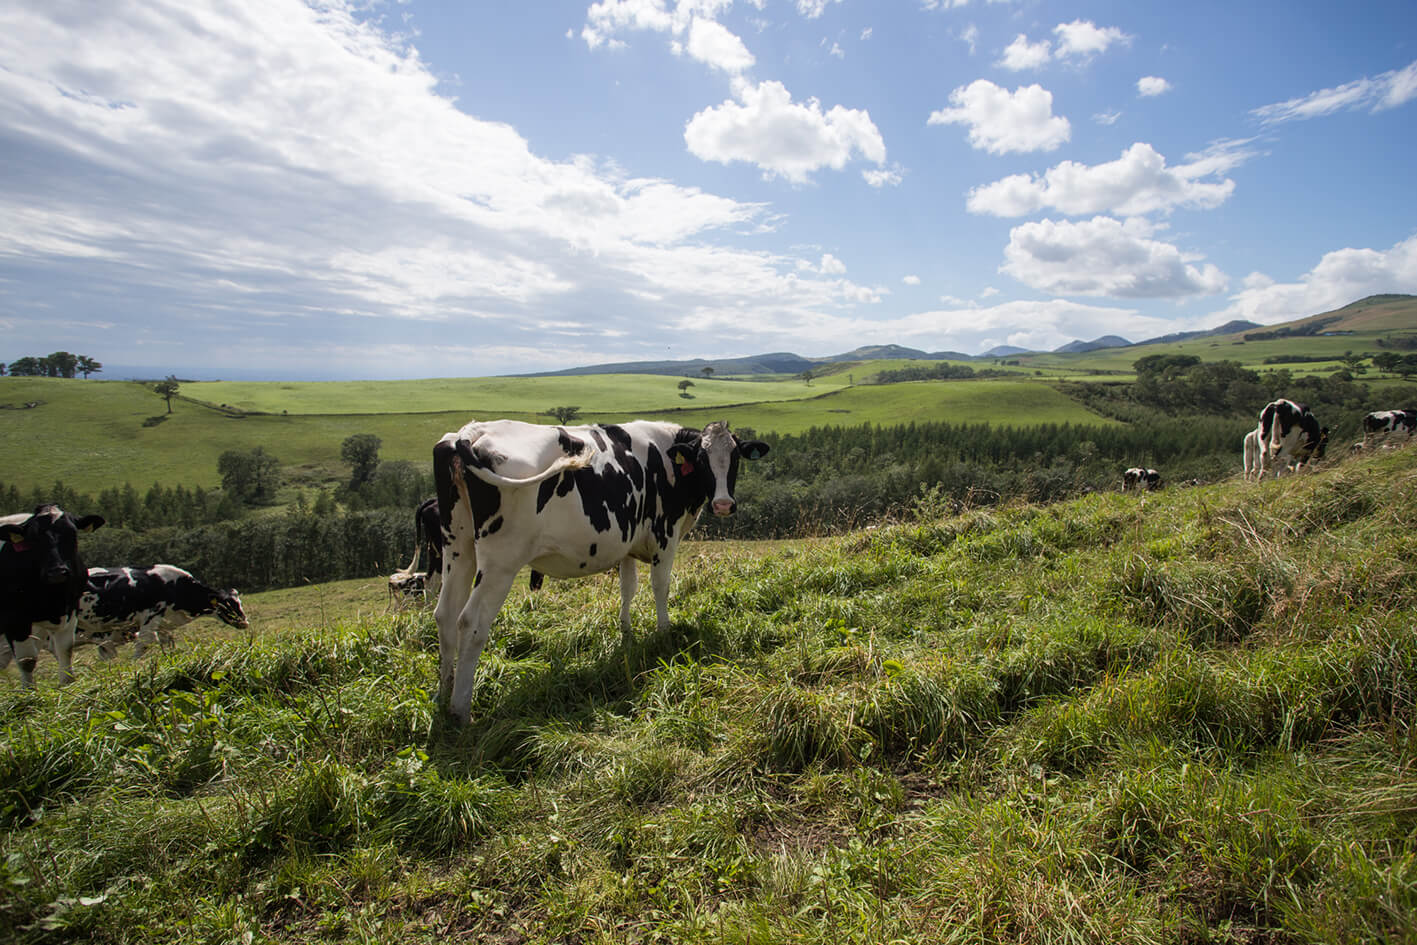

{"left": 75, "top": 565, "right": 248, "bottom": 659}
{"left": 432, "top": 419, "right": 768, "bottom": 723}
{"left": 0, "top": 505, "right": 105, "bottom": 688}
{"left": 1362, "top": 409, "right": 1417, "bottom": 443}
{"left": 1122, "top": 467, "right": 1161, "bottom": 492}
{"left": 1257, "top": 399, "right": 1326, "bottom": 478}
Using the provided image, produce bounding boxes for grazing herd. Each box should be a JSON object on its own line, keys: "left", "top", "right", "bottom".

{"left": 3, "top": 401, "right": 1413, "bottom": 723}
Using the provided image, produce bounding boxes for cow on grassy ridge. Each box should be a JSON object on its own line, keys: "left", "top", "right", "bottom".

{"left": 0, "top": 505, "right": 105, "bottom": 687}
{"left": 1362, "top": 410, "right": 1417, "bottom": 444}
{"left": 432, "top": 419, "right": 768, "bottom": 724}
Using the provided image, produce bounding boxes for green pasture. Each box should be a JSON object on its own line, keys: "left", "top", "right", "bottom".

{"left": 0, "top": 375, "right": 1118, "bottom": 496}
{"left": 185, "top": 372, "right": 849, "bottom": 416}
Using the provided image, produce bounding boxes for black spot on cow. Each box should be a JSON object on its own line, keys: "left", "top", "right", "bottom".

{"left": 589, "top": 543, "right": 597, "bottom": 557}
{"left": 557, "top": 428, "right": 585, "bottom": 456}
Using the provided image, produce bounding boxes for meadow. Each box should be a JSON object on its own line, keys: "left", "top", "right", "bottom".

{"left": 0, "top": 373, "right": 1114, "bottom": 497}
{"left": 2, "top": 444, "right": 1416, "bottom": 943}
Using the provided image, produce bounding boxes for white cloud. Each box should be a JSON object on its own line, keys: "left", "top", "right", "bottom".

{"left": 681, "top": 16, "right": 755, "bottom": 73}
{"left": 959, "top": 24, "right": 979, "bottom": 55}
{"left": 1094, "top": 110, "right": 1122, "bottom": 125}
{"left": 860, "top": 27, "right": 872, "bottom": 41}
{"left": 820, "top": 253, "right": 847, "bottom": 274}
{"left": 1252, "top": 59, "right": 1417, "bottom": 124}
{"left": 967, "top": 141, "right": 1255, "bottom": 218}
{"left": 1001, "top": 217, "right": 1229, "bottom": 298}
{"left": 1210, "top": 234, "right": 1417, "bottom": 324}
{"left": 903, "top": 274, "right": 921, "bottom": 285}
{"left": 1052, "top": 20, "right": 1130, "bottom": 60}
{"left": 1137, "top": 76, "right": 1171, "bottom": 97}
{"left": 862, "top": 163, "right": 904, "bottom": 187}
{"left": 997, "top": 34, "right": 1051, "bottom": 71}
{"left": 685, "top": 79, "right": 888, "bottom": 183}
{"left": 928, "top": 80, "right": 1070, "bottom": 154}
{"left": 796, "top": 0, "right": 841, "bottom": 18}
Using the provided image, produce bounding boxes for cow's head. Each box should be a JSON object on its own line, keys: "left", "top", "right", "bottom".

{"left": 211, "top": 589, "right": 249, "bottom": 629}
{"left": 669, "top": 421, "right": 770, "bottom": 517}
{"left": 1, "top": 505, "right": 105, "bottom": 586}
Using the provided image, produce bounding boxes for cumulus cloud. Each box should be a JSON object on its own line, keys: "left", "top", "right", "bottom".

{"left": 994, "top": 20, "right": 1129, "bottom": 70}
{"left": 997, "top": 34, "right": 1052, "bottom": 71}
{"left": 0, "top": 0, "right": 905, "bottom": 378}
{"left": 1209, "top": 234, "right": 1417, "bottom": 324}
{"left": 928, "top": 80, "right": 1070, "bottom": 154}
{"left": 685, "top": 80, "right": 888, "bottom": 183}
{"left": 903, "top": 274, "right": 921, "bottom": 285}
{"left": 1252, "top": 59, "right": 1417, "bottom": 124}
{"left": 796, "top": 0, "right": 841, "bottom": 19}
{"left": 967, "top": 141, "right": 1255, "bottom": 217}
{"left": 679, "top": 17, "right": 755, "bottom": 73}
{"left": 1137, "top": 76, "right": 1171, "bottom": 97}
{"left": 1001, "top": 217, "right": 1229, "bottom": 298}
{"left": 1052, "top": 20, "right": 1130, "bottom": 59}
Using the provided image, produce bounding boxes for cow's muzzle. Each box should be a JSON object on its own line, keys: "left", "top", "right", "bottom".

{"left": 712, "top": 499, "right": 736, "bottom": 516}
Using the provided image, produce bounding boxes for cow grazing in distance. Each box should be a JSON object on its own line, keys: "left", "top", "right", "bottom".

{"left": 74, "top": 565, "right": 248, "bottom": 659}
{"left": 387, "top": 496, "right": 542, "bottom": 609}
{"left": 1122, "top": 467, "right": 1161, "bottom": 492}
{"left": 0, "top": 505, "right": 105, "bottom": 688}
{"left": 1243, "top": 428, "right": 1262, "bottom": 480}
{"left": 433, "top": 419, "right": 768, "bottom": 724}
{"left": 1257, "top": 399, "right": 1325, "bottom": 478}
{"left": 1362, "top": 409, "right": 1417, "bottom": 444}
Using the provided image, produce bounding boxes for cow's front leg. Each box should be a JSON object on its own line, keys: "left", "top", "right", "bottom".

{"left": 434, "top": 548, "right": 478, "bottom": 711}
{"left": 9, "top": 637, "right": 38, "bottom": 688}
{"left": 132, "top": 616, "right": 162, "bottom": 659}
{"left": 50, "top": 619, "right": 76, "bottom": 685}
{"left": 650, "top": 551, "right": 675, "bottom": 632}
{"left": 448, "top": 564, "right": 518, "bottom": 725}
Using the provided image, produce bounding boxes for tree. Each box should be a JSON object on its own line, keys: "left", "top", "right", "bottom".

{"left": 700, "top": 366, "right": 715, "bottom": 378}
{"left": 1373, "top": 351, "right": 1403, "bottom": 375}
{"left": 340, "top": 433, "right": 383, "bottom": 490}
{"left": 799, "top": 369, "right": 815, "bottom": 386}
{"left": 45, "top": 352, "right": 78, "bottom": 378}
{"left": 76, "top": 356, "right": 102, "bottom": 379}
{"left": 154, "top": 375, "right": 180, "bottom": 413}
{"left": 218, "top": 446, "right": 281, "bottom": 504}
{"left": 546, "top": 405, "right": 581, "bottom": 424}
{"left": 8, "top": 357, "right": 43, "bottom": 376}
{"left": 677, "top": 379, "right": 695, "bottom": 397}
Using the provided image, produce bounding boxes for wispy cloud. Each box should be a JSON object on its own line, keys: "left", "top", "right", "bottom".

{"left": 1252, "top": 60, "right": 1417, "bottom": 124}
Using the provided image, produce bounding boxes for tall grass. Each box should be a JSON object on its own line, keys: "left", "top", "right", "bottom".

{"left": 3, "top": 446, "right": 1417, "bottom": 942}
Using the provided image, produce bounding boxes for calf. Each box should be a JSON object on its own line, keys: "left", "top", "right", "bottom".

{"left": 1257, "top": 399, "right": 1325, "bottom": 478}
{"left": 433, "top": 419, "right": 768, "bottom": 723}
{"left": 1122, "top": 467, "right": 1161, "bottom": 492}
{"left": 76, "top": 565, "right": 248, "bottom": 659}
{"left": 0, "top": 505, "right": 105, "bottom": 687}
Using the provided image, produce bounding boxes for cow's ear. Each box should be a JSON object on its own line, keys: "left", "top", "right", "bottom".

{"left": 75, "top": 515, "right": 105, "bottom": 533}
{"left": 738, "top": 440, "right": 769, "bottom": 460}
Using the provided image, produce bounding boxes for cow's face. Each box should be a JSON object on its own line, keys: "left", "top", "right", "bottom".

{"left": 672, "top": 421, "right": 769, "bottom": 517}
{"left": 1, "top": 505, "right": 105, "bottom": 585}
{"left": 212, "top": 589, "right": 249, "bottom": 629}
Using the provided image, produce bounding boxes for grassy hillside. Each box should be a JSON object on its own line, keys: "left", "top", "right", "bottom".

{"left": 0, "top": 375, "right": 1115, "bottom": 495}
{"left": 3, "top": 445, "right": 1416, "bottom": 943}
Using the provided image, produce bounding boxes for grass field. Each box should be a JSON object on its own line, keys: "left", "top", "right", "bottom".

{"left": 0, "top": 374, "right": 1116, "bottom": 495}
{"left": 3, "top": 442, "right": 1416, "bottom": 943}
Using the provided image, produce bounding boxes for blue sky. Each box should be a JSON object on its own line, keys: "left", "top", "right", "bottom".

{"left": 1, "top": 0, "right": 1415, "bottom": 380}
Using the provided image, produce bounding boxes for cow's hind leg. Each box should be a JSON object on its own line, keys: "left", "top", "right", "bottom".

{"left": 447, "top": 564, "right": 518, "bottom": 725}
{"left": 618, "top": 560, "right": 638, "bottom": 647}
{"left": 434, "top": 547, "right": 478, "bottom": 712}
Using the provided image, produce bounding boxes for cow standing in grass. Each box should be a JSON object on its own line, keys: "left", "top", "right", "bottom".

{"left": 1257, "top": 399, "right": 1326, "bottom": 479}
{"left": 74, "top": 565, "right": 248, "bottom": 659}
{"left": 0, "top": 505, "right": 104, "bottom": 688}
{"left": 1122, "top": 467, "right": 1161, "bottom": 492}
{"left": 432, "top": 419, "right": 768, "bottom": 724}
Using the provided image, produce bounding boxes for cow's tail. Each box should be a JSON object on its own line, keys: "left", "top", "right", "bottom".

{"left": 459, "top": 446, "right": 596, "bottom": 487}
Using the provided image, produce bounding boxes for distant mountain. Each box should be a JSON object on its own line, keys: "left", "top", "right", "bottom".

{"left": 981, "top": 345, "right": 1032, "bottom": 358}
{"left": 1054, "top": 335, "right": 1131, "bottom": 354}
{"left": 521, "top": 351, "right": 817, "bottom": 378}
{"left": 1137, "top": 319, "right": 1261, "bottom": 346}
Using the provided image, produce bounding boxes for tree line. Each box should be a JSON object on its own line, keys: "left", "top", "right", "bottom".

{"left": 2, "top": 352, "right": 102, "bottom": 378}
